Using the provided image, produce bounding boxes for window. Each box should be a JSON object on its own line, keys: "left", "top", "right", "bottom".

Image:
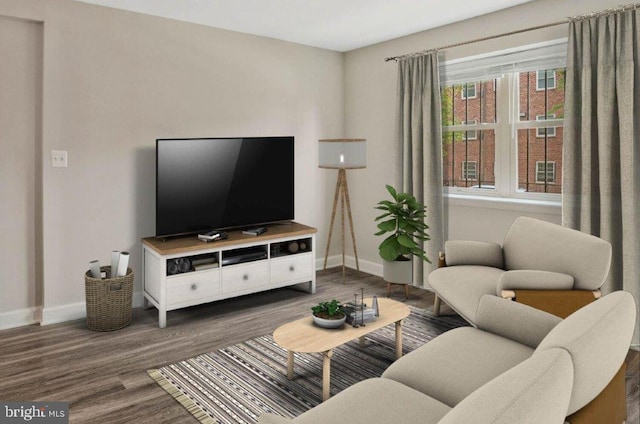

{"left": 462, "top": 161, "right": 478, "bottom": 180}
{"left": 536, "top": 114, "right": 556, "bottom": 137}
{"left": 463, "top": 120, "right": 477, "bottom": 140}
{"left": 536, "top": 161, "right": 556, "bottom": 183}
{"left": 441, "top": 62, "right": 564, "bottom": 196}
{"left": 461, "top": 83, "right": 477, "bottom": 99}
{"left": 536, "top": 70, "right": 556, "bottom": 90}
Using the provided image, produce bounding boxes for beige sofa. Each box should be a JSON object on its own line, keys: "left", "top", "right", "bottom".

{"left": 259, "top": 291, "right": 636, "bottom": 424}
{"left": 429, "top": 216, "right": 612, "bottom": 324}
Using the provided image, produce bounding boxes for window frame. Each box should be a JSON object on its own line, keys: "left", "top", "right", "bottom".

{"left": 442, "top": 73, "right": 564, "bottom": 201}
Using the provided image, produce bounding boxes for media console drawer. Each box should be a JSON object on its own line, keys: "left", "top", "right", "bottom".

{"left": 167, "top": 270, "right": 221, "bottom": 308}
{"left": 221, "top": 261, "right": 270, "bottom": 294}
{"left": 271, "top": 253, "right": 313, "bottom": 285}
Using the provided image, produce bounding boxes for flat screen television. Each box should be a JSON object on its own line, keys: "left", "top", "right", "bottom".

{"left": 156, "top": 137, "right": 294, "bottom": 237}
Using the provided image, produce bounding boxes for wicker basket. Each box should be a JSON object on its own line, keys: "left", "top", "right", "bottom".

{"left": 85, "top": 266, "right": 133, "bottom": 331}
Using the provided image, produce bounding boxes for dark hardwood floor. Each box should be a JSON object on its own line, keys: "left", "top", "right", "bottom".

{"left": 1, "top": 268, "right": 638, "bottom": 423}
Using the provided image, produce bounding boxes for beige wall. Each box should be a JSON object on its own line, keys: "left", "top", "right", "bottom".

{"left": 343, "top": 0, "right": 623, "bottom": 275}
{"left": 0, "top": 0, "right": 344, "bottom": 326}
{"left": 0, "top": 15, "right": 43, "bottom": 325}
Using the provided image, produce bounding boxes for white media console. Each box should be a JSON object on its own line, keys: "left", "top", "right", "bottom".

{"left": 142, "top": 222, "right": 317, "bottom": 328}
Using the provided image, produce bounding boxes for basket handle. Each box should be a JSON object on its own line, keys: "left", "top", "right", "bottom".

{"left": 110, "top": 283, "right": 123, "bottom": 291}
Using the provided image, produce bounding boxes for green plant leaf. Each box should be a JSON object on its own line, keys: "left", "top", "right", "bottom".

{"left": 397, "top": 233, "right": 417, "bottom": 248}
{"left": 386, "top": 185, "right": 398, "bottom": 199}
{"left": 377, "top": 219, "right": 397, "bottom": 232}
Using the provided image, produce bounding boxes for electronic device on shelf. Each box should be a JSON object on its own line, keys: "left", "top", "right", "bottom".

{"left": 155, "top": 136, "right": 294, "bottom": 238}
{"left": 221, "top": 246, "right": 268, "bottom": 266}
{"left": 197, "top": 230, "right": 228, "bottom": 242}
{"left": 242, "top": 227, "right": 267, "bottom": 236}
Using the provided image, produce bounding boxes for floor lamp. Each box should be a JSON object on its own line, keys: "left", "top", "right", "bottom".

{"left": 319, "top": 138, "right": 366, "bottom": 278}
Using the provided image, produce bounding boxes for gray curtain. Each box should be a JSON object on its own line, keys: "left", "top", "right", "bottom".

{"left": 563, "top": 9, "right": 640, "bottom": 348}
{"left": 394, "top": 53, "right": 444, "bottom": 288}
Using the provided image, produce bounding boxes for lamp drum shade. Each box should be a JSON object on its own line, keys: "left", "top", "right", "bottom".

{"left": 318, "top": 139, "right": 366, "bottom": 169}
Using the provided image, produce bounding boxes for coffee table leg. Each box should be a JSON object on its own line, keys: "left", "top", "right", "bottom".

{"left": 322, "top": 349, "right": 333, "bottom": 401}
{"left": 395, "top": 320, "right": 403, "bottom": 359}
{"left": 287, "top": 350, "right": 295, "bottom": 379}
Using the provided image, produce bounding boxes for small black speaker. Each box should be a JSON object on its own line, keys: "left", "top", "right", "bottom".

{"left": 177, "top": 258, "right": 192, "bottom": 273}
{"left": 167, "top": 259, "right": 179, "bottom": 275}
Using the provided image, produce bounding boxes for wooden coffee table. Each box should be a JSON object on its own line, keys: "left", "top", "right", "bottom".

{"left": 273, "top": 297, "right": 411, "bottom": 401}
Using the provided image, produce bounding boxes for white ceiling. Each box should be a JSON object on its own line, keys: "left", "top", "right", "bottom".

{"left": 74, "top": 0, "right": 535, "bottom": 52}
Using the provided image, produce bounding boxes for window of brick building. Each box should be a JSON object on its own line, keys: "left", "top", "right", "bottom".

{"left": 536, "top": 69, "right": 556, "bottom": 90}
{"left": 461, "top": 83, "right": 477, "bottom": 99}
{"left": 535, "top": 161, "right": 556, "bottom": 183}
{"left": 536, "top": 114, "right": 556, "bottom": 137}
{"left": 462, "top": 161, "right": 478, "bottom": 180}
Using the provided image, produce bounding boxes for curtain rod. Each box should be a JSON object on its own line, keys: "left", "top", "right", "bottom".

{"left": 384, "top": 3, "right": 640, "bottom": 62}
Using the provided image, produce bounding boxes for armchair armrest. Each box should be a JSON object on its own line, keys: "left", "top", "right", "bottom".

{"left": 475, "top": 295, "right": 562, "bottom": 348}
{"left": 444, "top": 240, "right": 504, "bottom": 268}
{"left": 497, "top": 270, "right": 574, "bottom": 295}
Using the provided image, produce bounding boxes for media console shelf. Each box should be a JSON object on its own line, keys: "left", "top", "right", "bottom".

{"left": 142, "top": 222, "right": 317, "bottom": 328}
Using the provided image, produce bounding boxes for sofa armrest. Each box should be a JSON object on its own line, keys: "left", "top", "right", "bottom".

{"left": 444, "top": 240, "right": 504, "bottom": 268}
{"left": 475, "top": 295, "right": 562, "bottom": 348}
{"left": 497, "top": 270, "right": 574, "bottom": 295}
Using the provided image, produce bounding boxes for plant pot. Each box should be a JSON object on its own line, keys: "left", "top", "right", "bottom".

{"left": 312, "top": 314, "right": 346, "bottom": 329}
{"left": 383, "top": 258, "right": 413, "bottom": 284}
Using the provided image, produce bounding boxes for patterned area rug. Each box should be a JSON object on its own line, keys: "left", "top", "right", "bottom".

{"left": 148, "top": 307, "right": 467, "bottom": 424}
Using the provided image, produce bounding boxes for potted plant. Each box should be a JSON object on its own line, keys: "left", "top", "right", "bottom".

{"left": 374, "top": 185, "right": 430, "bottom": 284}
{"left": 311, "top": 299, "right": 346, "bottom": 329}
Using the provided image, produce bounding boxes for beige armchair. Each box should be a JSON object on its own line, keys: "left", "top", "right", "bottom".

{"left": 429, "top": 216, "right": 612, "bottom": 323}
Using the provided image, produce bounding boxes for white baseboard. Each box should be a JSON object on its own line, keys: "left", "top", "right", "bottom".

{"left": 2, "top": 292, "right": 145, "bottom": 329}
{"left": 316, "top": 254, "right": 383, "bottom": 277}
{"left": 0, "top": 306, "right": 42, "bottom": 330}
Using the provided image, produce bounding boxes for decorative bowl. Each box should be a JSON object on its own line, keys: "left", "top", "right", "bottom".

{"left": 312, "top": 314, "right": 346, "bottom": 329}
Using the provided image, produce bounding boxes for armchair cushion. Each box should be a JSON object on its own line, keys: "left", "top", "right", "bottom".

{"left": 444, "top": 240, "right": 504, "bottom": 268}
{"left": 502, "top": 216, "right": 611, "bottom": 291}
{"left": 429, "top": 265, "right": 504, "bottom": 324}
{"left": 496, "top": 270, "right": 575, "bottom": 295}
{"left": 475, "top": 295, "right": 562, "bottom": 348}
{"left": 438, "top": 349, "right": 573, "bottom": 424}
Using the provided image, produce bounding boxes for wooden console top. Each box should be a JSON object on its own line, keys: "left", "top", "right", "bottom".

{"left": 142, "top": 222, "right": 317, "bottom": 256}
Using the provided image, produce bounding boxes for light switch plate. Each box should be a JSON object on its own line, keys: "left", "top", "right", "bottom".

{"left": 51, "top": 150, "right": 68, "bottom": 168}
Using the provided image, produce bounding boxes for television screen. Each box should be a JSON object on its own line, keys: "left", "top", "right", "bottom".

{"left": 156, "top": 137, "right": 294, "bottom": 237}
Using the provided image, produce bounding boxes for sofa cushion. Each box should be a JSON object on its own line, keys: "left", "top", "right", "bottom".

{"left": 475, "top": 295, "right": 561, "bottom": 348}
{"left": 258, "top": 378, "right": 451, "bottom": 424}
{"left": 444, "top": 240, "right": 504, "bottom": 268}
{"left": 382, "top": 327, "right": 534, "bottom": 407}
{"left": 496, "top": 270, "right": 575, "bottom": 294}
{"left": 535, "top": 290, "right": 636, "bottom": 414}
{"left": 428, "top": 265, "right": 504, "bottom": 324}
{"left": 438, "top": 349, "right": 573, "bottom": 424}
{"left": 502, "top": 216, "right": 611, "bottom": 291}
